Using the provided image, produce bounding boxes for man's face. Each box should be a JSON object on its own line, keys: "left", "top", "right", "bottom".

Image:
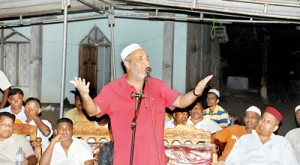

{"left": 206, "top": 93, "right": 219, "bottom": 107}
{"left": 244, "top": 111, "right": 260, "bottom": 130}
{"left": 74, "top": 95, "right": 83, "bottom": 111}
{"left": 256, "top": 112, "right": 278, "bottom": 137}
{"left": 0, "top": 116, "right": 14, "bottom": 140}
{"left": 25, "top": 100, "right": 40, "bottom": 116}
{"left": 173, "top": 112, "right": 188, "bottom": 125}
{"left": 8, "top": 94, "right": 23, "bottom": 111}
{"left": 124, "top": 49, "right": 150, "bottom": 81}
{"left": 296, "top": 110, "right": 300, "bottom": 126}
{"left": 55, "top": 122, "right": 73, "bottom": 141}
{"left": 190, "top": 103, "right": 204, "bottom": 120}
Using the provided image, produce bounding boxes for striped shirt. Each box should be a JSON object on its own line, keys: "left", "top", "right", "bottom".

{"left": 203, "top": 105, "right": 230, "bottom": 127}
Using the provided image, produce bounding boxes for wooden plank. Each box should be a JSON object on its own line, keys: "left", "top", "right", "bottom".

{"left": 162, "top": 13, "right": 175, "bottom": 87}
{"left": 186, "top": 22, "right": 202, "bottom": 92}
{"left": 29, "top": 19, "right": 42, "bottom": 98}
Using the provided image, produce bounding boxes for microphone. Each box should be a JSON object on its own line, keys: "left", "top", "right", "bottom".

{"left": 145, "top": 67, "right": 152, "bottom": 77}
{"left": 144, "top": 67, "right": 152, "bottom": 82}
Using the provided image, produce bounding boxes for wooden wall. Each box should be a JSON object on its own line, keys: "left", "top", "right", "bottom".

{"left": 186, "top": 22, "right": 220, "bottom": 92}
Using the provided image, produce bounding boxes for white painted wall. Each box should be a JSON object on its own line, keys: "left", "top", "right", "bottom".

{"left": 13, "top": 13, "right": 187, "bottom": 103}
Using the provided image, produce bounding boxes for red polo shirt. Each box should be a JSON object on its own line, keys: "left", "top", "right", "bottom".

{"left": 94, "top": 74, "right": 180, "bottom": 165}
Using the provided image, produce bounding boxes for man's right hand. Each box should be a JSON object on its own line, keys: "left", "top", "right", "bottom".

{"left": 51, "top": 134, "right": 63, "bottom": 143}
{"left": 70, "top": 77, "right": 90, "bottom": 97}
{"left": 70, "top": 77, "right": 101, "bottom": 116}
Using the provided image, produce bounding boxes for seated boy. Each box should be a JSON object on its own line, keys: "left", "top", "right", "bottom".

{"left": 24, "top": 97, "right": 53, "bottom": 152}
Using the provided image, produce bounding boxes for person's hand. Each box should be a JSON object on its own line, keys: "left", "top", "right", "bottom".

{"left": 70, "top": 77, "right": 90, "bottom": 97}
{"left": 21, "top": 157, "right": 28, "bottom": 165}
{"left": 24, "top": 105, "right": 39, "bottom": 119}
{"left": 194, "top": 75, "right": 213, "bottom": 96}
{"left": 51, "top": 134, "right": 63, "bottom": 143}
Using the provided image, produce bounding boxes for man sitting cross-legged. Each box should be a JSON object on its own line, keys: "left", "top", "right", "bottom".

{"left": 39, "top": 118, "right": 94, "bottom": 165}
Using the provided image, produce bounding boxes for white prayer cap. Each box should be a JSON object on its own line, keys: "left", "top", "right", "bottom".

{"left": 295, "top": 105, "right": 300, "bottom": 112}
{"left": 120, "top": 43, "right": 143, "bottom": 62}
{"left": 208, "top": 89, "right": 220, "bottom": 98}
{"left": 245, "top": 106, "right": 261, "bottom": 116}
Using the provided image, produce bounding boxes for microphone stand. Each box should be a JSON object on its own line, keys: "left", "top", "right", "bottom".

{"left": 129, "top": 75, "right": 148, "bottom": 165}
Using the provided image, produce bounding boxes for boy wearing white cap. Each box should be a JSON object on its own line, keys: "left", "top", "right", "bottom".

{"left": 212, "top": 106, "right": 261, "bottom": 162}
{"left": 203, "top": 88, "right": 231, "bottom": 128}
{"left": 285, "top": 105, "right": 300, "bottom": 163}
{"left": 70, "top": 43, "right": 213, "bottom": 165}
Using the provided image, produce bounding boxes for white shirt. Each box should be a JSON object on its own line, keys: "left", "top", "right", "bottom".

{"left": 50, "top": 137, "right": 93, "bottom": 165}
{"left": 225, "top": 130, "right": 298, "bottom": 165}
{"left": 0, "top": 70, "right": 11, "bottom": 90}
{"left": 285, "top": 128, "right": 300, "bottom": 164}
{"left": 186, "top": 117, "right": 222, "bottom": 133}
{"left": 27, "top": 120, "right": 53, "bottom": 153}
{"left": 1, "top": 106, "right": 27, "bottom": 123}
{"left": 164, "top": 119, "right": 175, "bottom": 129}
{"left": 0, "top": 134, "right": 35, "bottom": 164}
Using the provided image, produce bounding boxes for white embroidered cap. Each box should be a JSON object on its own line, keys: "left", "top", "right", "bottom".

{"left": 208, "top": 89, "right": 220, "bottom": 98}
{"left": 245, "top": 106, "right": 261, "bottom": 116}
{"left": 295, "top": 105, "right": 300, "bottom": 112}
{"left": 120, "top": 43, "right": 143, "bottom": 62}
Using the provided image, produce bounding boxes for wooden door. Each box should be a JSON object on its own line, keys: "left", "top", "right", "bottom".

{"left": 79, "top": 44, "right": 98, "bottom": 98}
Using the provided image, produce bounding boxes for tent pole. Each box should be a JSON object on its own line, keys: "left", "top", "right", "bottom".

{"left": 59, "top": 0, "right": 70, "bottom": 118}
{"left": 108, "top": 6, "right": 116, "bottom": 81}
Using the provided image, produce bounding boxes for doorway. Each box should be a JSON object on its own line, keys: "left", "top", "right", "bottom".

{"left": 79, "top": 25, "right": 111, "bottom": 98}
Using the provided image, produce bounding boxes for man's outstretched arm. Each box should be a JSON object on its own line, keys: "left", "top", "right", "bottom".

{"left": 173, "top": 75, "right": 213, "bottom": 108}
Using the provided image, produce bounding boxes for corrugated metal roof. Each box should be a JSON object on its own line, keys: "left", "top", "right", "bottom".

{"left": 0, "top": 0, "right": 299, "bottom": 26}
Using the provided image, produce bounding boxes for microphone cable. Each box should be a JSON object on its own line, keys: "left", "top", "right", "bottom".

{"left": 146, "top": 78, "right": 162, "bottom": 165}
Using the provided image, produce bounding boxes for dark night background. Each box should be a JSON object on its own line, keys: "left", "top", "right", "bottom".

{"left": 210, "top": 24, "right": 300, "bottom": 135}
{"left": 221, "top": 24, "right": 300, "bottom": 102}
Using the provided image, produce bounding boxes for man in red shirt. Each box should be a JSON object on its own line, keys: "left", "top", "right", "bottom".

{"left": 70, "top": 43, "right": 213, "bottom": 165}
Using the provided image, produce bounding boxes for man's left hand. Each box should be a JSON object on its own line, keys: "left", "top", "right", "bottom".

{"left": 194, "top": 75, "right": 213, "bottom": 96}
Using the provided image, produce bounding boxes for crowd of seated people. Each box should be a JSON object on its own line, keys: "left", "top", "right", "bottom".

{"left": 0, "top": 88, "right": 111, "bottom": 164}
{"left": 0, "top": 86, "right": 299, "bottom": 165}
{"left": 226, "top": 107, "right": 298, "bottom": 164}
{"left": 1, "top": 88, "right": 53, "bottom": 152}
{"left": 163, "top": 89, "right": 299, "bottom": 165}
